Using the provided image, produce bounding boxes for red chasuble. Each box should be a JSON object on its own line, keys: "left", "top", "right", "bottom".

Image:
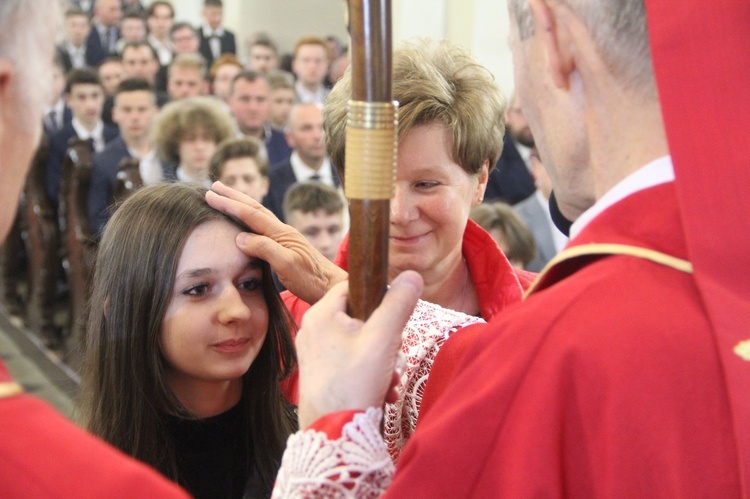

{"left": 0, "top": 362, "right": 189, "bottom": 498}
{"left": 388, "top": 183, "right": 741, "bottom": 497}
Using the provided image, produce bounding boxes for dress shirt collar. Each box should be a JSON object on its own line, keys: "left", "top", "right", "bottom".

{"left": 126, "top": 146, "right": 162, "bottom": 185}
{"left": 289, "top": 151, "right": 334, "bottom": 185}
{"left": 176, "top": 165, "right": 212, "bottom": 187}
{"left": 294, "top": 81, "right": 328, "bottom": 105}
{"left": 515, "top": 141, "right": 533, "bottom": 170}
{"left": 72, "top": 117, "right": 106, "bottom": 152}
{"left": 202, "top": 23, "right": 225, "bottom": 38}
{"left": 570, "top": 155, "right": 675, "bottom": 240}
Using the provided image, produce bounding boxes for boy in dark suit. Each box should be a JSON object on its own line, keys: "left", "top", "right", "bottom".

{"left": 46, "top": 68, "right": 119, "bottom": 208}
{"left": 197, "top": 0, "right": 236, "bottom": 68}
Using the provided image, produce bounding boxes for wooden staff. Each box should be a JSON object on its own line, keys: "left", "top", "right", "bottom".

{"left": 345, "top": 0, "right": 397, "bottom": 320}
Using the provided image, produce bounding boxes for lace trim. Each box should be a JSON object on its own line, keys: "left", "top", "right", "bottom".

{"left": 384, "top": 300, "right": 484, "bottom": 461}
{"left": 272, "top": 301, "right": 484, "bottom": 497}
{"left": 273, "top": 408, "right": 392, "bottom": 498}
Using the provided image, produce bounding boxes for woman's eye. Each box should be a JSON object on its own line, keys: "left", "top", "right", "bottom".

{"left": 183, "top": 283, "right": 209, "bottom": 297}
{"left": 415, "top": 181, "right": 439, "bottom": 189}
{"left": 239, "top": 278, "right": 262, "bottom": 292}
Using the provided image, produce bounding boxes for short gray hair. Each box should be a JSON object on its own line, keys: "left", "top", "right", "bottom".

{"left": 508, "top": 0, "right": 654, "bottom": 96}
{"left": 0, "top": 0, "right": 60, "bottom": 130}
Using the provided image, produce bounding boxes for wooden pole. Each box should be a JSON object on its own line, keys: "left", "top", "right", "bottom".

{"left": 345, "top": 0, "right": 397, "bottom": 320}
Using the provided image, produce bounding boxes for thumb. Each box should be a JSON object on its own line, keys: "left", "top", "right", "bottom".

{"left": 361, "top": 270, "right": 423, "bottom": 350}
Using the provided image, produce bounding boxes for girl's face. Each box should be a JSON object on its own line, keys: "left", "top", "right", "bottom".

{"left": 160, "top": 219, "right": 268, "bottom": 413}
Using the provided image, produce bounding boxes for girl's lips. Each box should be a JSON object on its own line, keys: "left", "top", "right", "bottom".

{"left": 212, "top": 337, "right": 251, "bottom": 353}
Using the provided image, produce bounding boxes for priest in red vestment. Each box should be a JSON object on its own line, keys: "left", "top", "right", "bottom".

{"left": 0, "top": 1, "right": 188, "bottom": 496}
{"left": 269, "top": 0, "right": 750, "bottom": 496}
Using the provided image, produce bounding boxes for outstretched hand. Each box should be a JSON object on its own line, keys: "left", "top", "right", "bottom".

{"left": 206, "top": 182, "right": 348, "bottom": 304}
{"left": 296, "top": 271, "right": 423, "bottom": 429}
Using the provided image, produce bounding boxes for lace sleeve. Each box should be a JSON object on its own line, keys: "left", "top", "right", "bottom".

{"left": 272, "top": 408, "right": 392, "bottom": 498}
{"left": 384, "top": 300, "right": 484, "bottom": 461}
{"left": 272, "top": 301, "right": 484, "bottom": 498}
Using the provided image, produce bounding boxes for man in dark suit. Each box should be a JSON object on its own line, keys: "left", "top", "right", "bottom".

{"left": 88, "top": 78, "right": 174, "bottom": 236}
{"left": 46, "top": 68, "right": 119, "bottom": 209}
{"left": 43, "top": 62, "right": 74, "bottom": 137}
{"left": 197, "top": 0, "right": 236, "bottom": 68}
{"left": 484, "top": 93, "right": 536, "bottom": 205}
{"left": 103, "top": 41, "right": 168, "bottom": 125}
{"left": 85, "top": 0, "right": 122, "bottom": 67}
{"left": 56, "top": 7, "right": 91, "bottom": 73}
{"left": 228, "top": 70, "right": 292, "bottom": 166}
{"left": 264, "top": 103, "right": 340, "bottom": 222}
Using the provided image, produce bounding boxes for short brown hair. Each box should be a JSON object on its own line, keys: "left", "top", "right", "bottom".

{"left": 229, "top": 69, "right": 268, "bottom": 96}
{"left": 325, "top": 39, "right": 506, "bottom": 184}
{"left": 470, "top": 202, "right": 536, "bottom": 268}
{"left": 209, "top": 137, "right": 269, "bottom": 181}
{"left": 282, "top": 181, "right": 344, "bottom": 220}
{"left": 266, "top": 69, "right": 295, "bottom": 91}
{"left": 146, "top": 1, "right": 174, "bottom": 18}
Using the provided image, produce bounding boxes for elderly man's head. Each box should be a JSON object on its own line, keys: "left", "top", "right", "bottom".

{"left": 0, "top": 0, "right": 59, "bottom": 239}
{"left": 505, "top": 0, "right": 654, "bottom": 218}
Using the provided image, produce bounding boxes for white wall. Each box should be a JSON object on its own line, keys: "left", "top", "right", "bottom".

{"left": 393, "top": 0, "right": 514, "bottom": 95}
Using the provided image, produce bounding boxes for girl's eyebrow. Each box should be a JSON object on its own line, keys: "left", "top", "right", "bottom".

{"left": 176, "top": 258, "right": 262, "bottom": 281}
{"left": 175, "top": 268, "right": 213, "bottom": 281}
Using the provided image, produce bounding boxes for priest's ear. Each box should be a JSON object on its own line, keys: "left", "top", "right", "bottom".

{"left": 528, "top": 0, "right": 577, "bottom": 91}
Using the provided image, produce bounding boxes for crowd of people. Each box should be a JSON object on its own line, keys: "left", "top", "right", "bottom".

{"left": 4, "top": 0, "right": 565, "bottom": 349}
{"left": 0, "top": 0, "right": 747, "bottom": 497}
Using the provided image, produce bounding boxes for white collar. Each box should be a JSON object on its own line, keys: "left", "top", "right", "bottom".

{"left": 128, "top": 148, "right": 163, "bottom": 185}
{"left": 65, "top": 41, "right": 85, "bottom": 53}
{"left": 294, "top": 81, "right": 328, "bottom": 105}
{"left": 176, "top": 166, "right": 211, "bottom": 187}
{"left": 570, "top": 155, "right": 675, "bottom": 240}
{"left": 72, "top": 117, "right": 103, "bottom": 140}
{"left": 202, "top": 23, "right": 224, "bottom": 37}
{"left": 289, "top": 151, "right": 333, "bottom": 185}
{"left": 515, "top": 141, "right": 533, "bottom": 169}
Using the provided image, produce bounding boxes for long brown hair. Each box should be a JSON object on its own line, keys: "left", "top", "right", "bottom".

{"left": 79, "top": 182, "right": 296, "bottom": 490}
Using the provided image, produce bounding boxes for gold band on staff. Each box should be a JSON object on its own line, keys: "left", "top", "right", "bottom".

{"left": 345, "top": 100, "right": 399, "bottom": 200}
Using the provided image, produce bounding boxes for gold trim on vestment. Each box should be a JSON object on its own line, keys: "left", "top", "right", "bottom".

{"left": 734, "top": 340, "right": 750, "bottom": 362}
{"left": 0, "top": 381, "right": 24, "bottom": 399}
{"left": 524, "top": 243, "right": 694, "bottom": 298}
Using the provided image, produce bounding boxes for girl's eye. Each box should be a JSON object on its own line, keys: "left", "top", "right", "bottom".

{"left": 183, "top": 283, "right": 209, "bottom": 297}
{"left": 239, "top": 277, "right": 262, "bottom": 292}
